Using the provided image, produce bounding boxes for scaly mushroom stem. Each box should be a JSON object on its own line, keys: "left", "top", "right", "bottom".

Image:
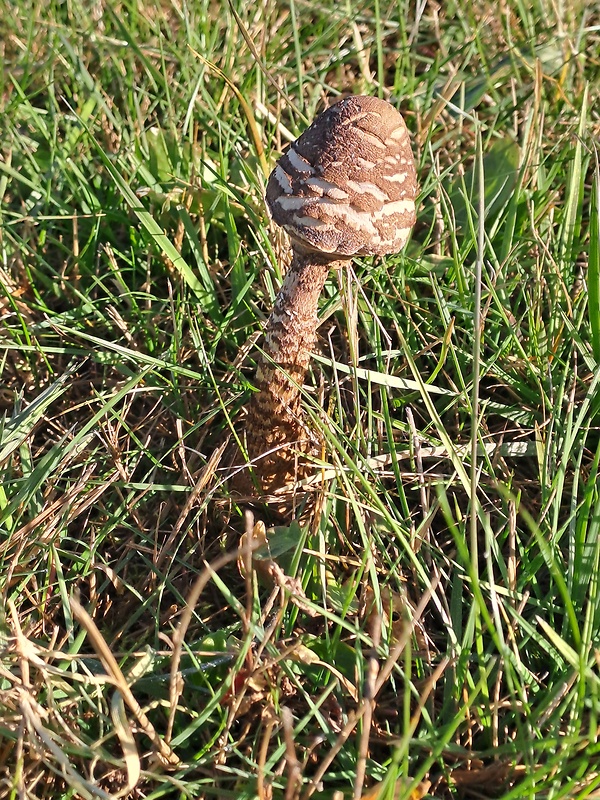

{"left": 244, "top": 247, "right": 342, "bottom": 491}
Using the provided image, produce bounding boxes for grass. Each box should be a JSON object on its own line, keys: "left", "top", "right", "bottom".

{"left": 1, "top": 0, "right": 600, "bottom": 797}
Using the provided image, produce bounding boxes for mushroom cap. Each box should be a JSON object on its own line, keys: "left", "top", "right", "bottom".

{"left": 266, "top": 95, "right": 417, "bottom": 258}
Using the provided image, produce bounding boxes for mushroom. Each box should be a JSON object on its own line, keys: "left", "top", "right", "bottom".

{"left": 239, "top": 95, "right": 417, "bottom": 494}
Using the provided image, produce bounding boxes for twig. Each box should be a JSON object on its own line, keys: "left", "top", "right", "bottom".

{"left": 167, "top": 547, "right": 253, "bottom": 743}
{"left": 302, "top": 574, "right": 440, "bottom": 799}
{"left": 70, "top": 597, "right": 180, "bottom": 766}
{"left": 354, "top": 613, "right": 381, "bottom": 800}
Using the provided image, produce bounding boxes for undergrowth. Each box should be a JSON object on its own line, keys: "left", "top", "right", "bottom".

{"left": 1, "top": 1, "right": 600, "bottom": 798}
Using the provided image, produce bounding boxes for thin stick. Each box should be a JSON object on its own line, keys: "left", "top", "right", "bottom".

{"left": 302, "top": 575, "right": 439, "bottom": 799}
{"left": 70, "top": 597, "right": 180, "bottom": 766}
{"left": 354, "top": 613, "right": 381, "bottom": 800}
{"left": 282, "top": 706, "right": 303, "bottom": 800}
{"left": 167, "top": 548, "right": 246, "bottom": 743}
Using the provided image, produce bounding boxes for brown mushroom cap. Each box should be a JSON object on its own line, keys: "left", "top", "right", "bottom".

{"left": 266, "top": 95, "right": 417, "bottom": 258}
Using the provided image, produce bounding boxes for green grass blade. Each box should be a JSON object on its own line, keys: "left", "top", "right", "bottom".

{"left": 589, "top": 152, "right": 600, "bottom": 362}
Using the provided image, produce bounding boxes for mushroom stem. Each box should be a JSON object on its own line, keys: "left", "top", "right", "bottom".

{"left": 244, "top": 247, "right": 342, "bottom": 491}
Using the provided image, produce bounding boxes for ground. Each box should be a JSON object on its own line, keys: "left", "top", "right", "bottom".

{"left": 1, "top": 1, "right": 600, "bottom": 798}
